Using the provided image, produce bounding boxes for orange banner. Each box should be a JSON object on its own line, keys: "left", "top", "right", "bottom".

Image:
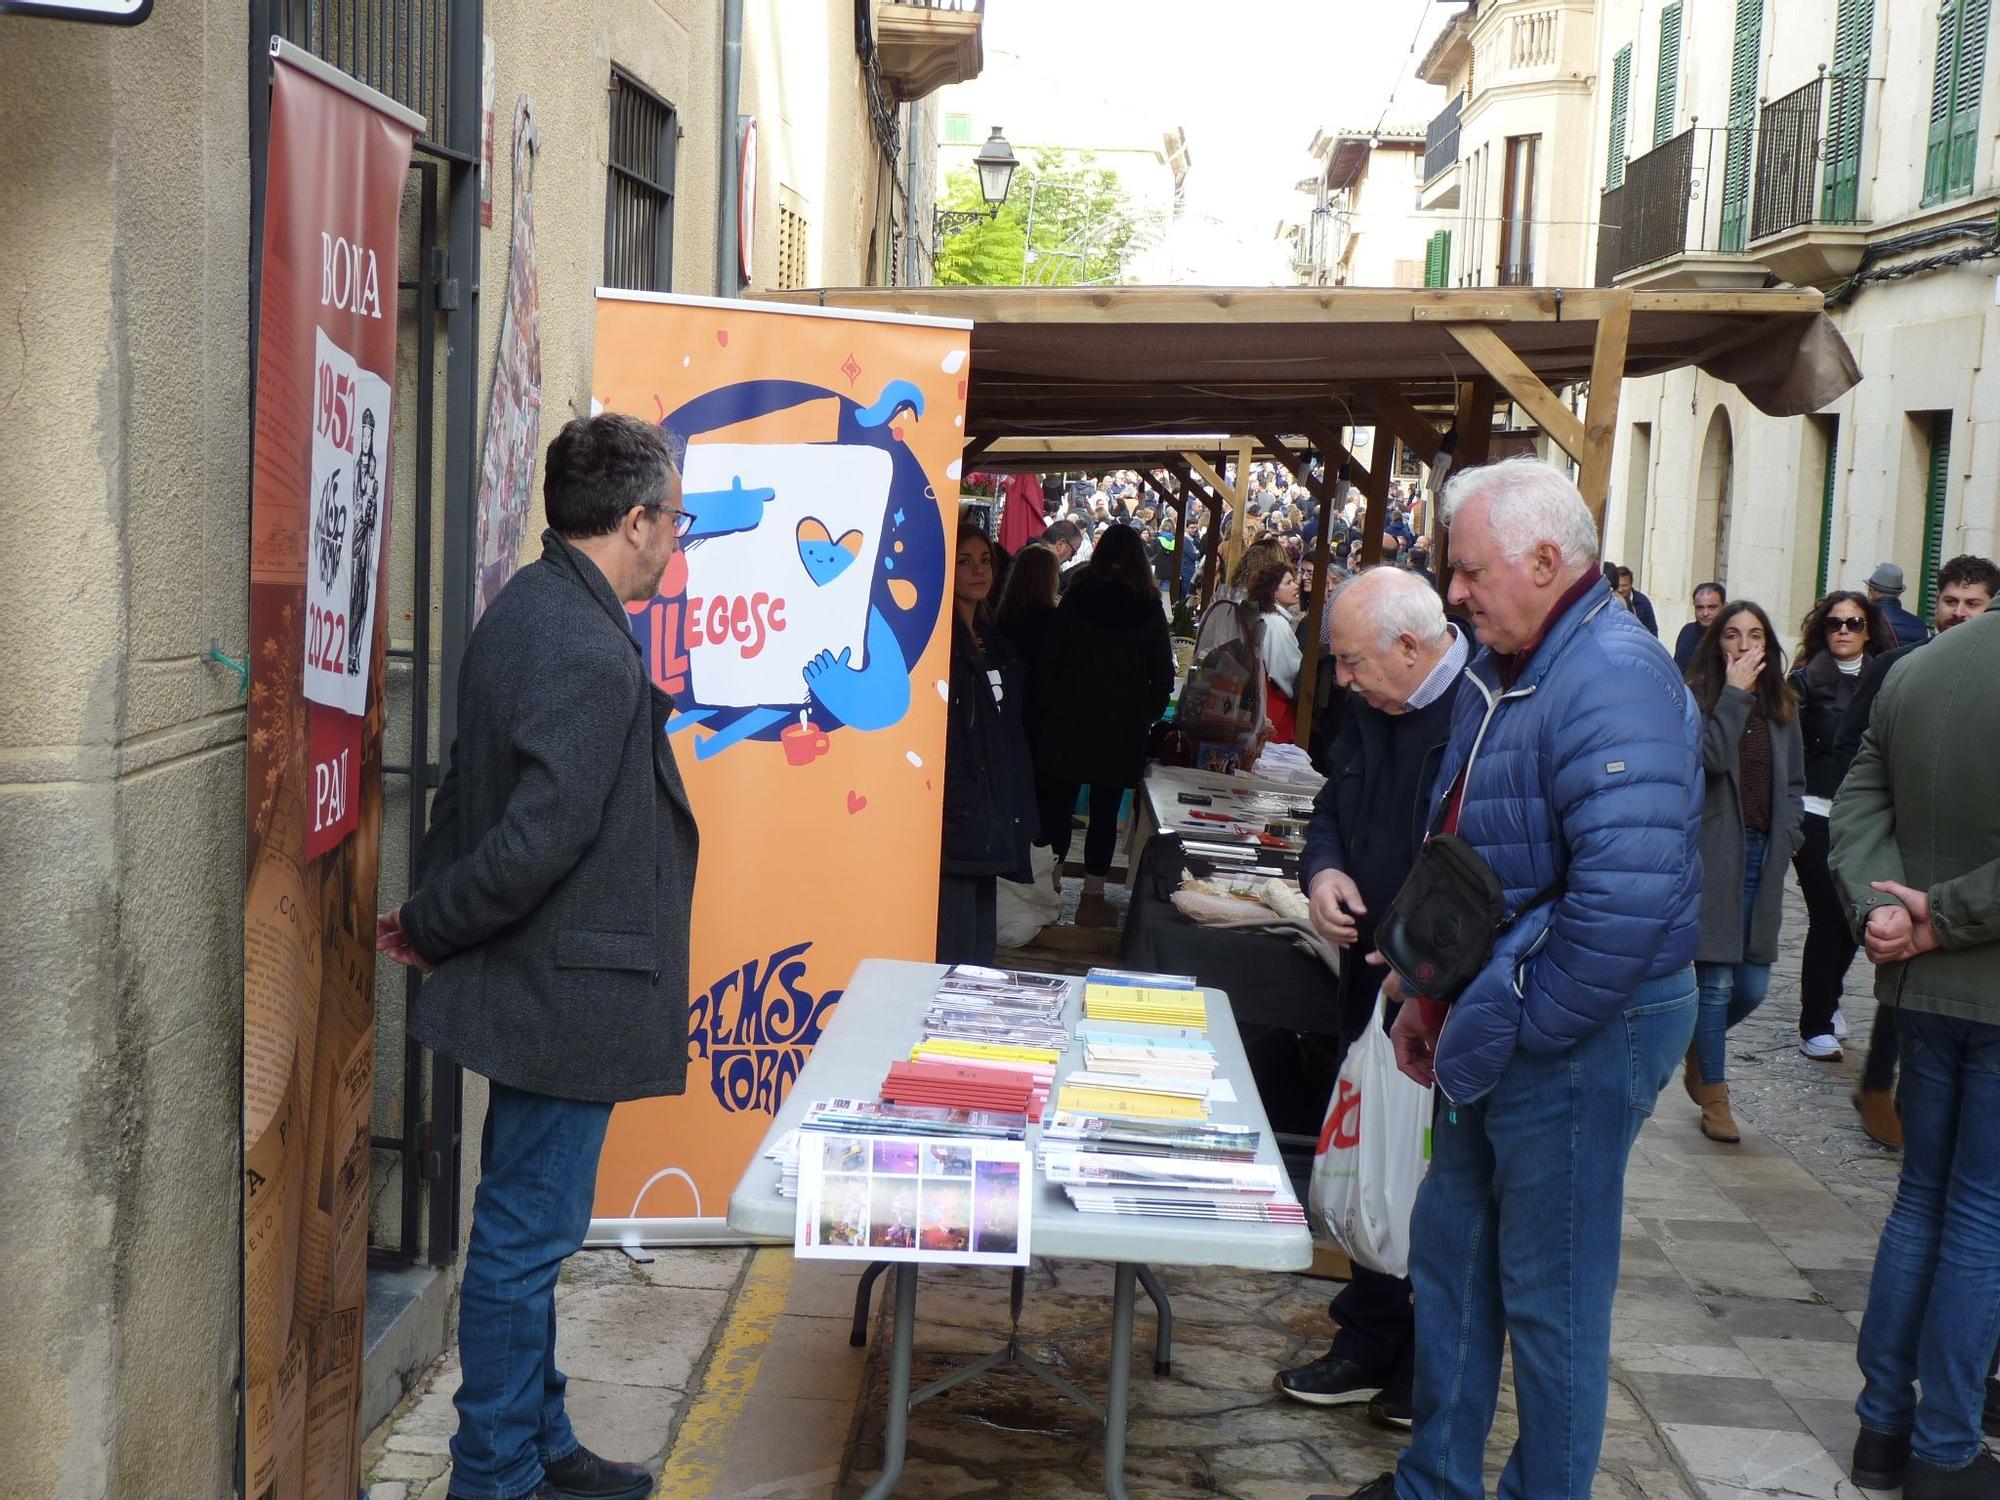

{"left": 586, "top": 291, "right": 972, "bottom": 1235}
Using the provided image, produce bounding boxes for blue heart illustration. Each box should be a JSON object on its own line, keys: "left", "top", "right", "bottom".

{"left": 797, "top": 517, "right": 864, "bottom": 586}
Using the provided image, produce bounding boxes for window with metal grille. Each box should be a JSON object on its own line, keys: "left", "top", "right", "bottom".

{"left": 1606, "top": 44, "right": 1633, "bottom": 189}
{"left": 1920, "top": 412, "right": 1952, "bottom": 616}
{"left": 1719, "top": 0, "right": 1764, "bottom": 253}
{"left": 604, "top": 68, "right": 677, "bottom": 292}
{"left": 1924, "top": 0, "right": 1988, "bottom": 205}
{"left": 777, "top": 202, "right": 810, "bottom": 291}
{"left": 1653, "top": 3, "right": 1684, "bottom": 147}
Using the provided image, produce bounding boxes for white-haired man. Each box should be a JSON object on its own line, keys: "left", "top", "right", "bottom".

{"left": 1278, "top": 569, "right": 1469, "bottom": 1425}
{"left": 1322, "top": 457, "right": 1704, "bottom": 1500}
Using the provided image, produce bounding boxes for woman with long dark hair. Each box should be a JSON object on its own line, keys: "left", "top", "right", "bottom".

{"left": 1789, "top": 589, "right": 1892, "bottom": 1059}
{"left": 1681, "top": 601, "right": 1806, "bottom": 1142}
{"left": 1035, "top": 523, "right": 1175, "bottom": 927}
{"left": 937, "top": 522, "right": 1038, "bottom": 964}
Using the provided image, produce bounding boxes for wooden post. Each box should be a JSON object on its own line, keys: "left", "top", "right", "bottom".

{"left": 1182, "top": 450, "right": 1245, "bottom": 598}
{"left": 1445, "top": 322, "right": 1588, "bottom": 463}
{"left": 1360, "top": 432, "right": 1396, "bottom": 567}
{"left": 1575, "top": 292, "right": 1633, "bottom": 536}
{"left": 1172, "top": 459, "right": 1225, "bottom": 606}
{"left": 1259, "top": 433, "right": 1340, "bottom": 748}
{"left": 1135, "top": 468, "right": 1186, "bottom": 604}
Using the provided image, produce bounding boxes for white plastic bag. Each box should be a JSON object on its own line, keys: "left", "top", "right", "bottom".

{"left": 1307, "top": 991, "right": 1434, "bottom": 1278}
{"left": 996, "top": 845, "right": 1063, "bottom": 948}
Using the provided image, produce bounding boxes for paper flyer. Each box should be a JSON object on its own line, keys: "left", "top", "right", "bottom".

{"left": 795, "top": 1133, "right": 1030, "bottom": 1266}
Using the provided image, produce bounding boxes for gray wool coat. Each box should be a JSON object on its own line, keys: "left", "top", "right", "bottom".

{"left": 402, "top": 530, "right": 700, "bottom": 1102}
{"left": 1697, "top": 684, "right": 1805, "bottom": 965}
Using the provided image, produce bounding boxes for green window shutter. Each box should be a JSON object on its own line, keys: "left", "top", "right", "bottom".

{"left": 1949, "top": 0, "right": 1989, "bottom": 196}
{"left": 1719, "top": 0, "right": 1764, "bottom": 252}
{"left": 1425, "top": 233, "right": 1441, "bottom": 287}
{"left": 1654, "top": 3, "right": 1684, "bottom": 147}
{"left": 1425, "top": 229, "right": 1453, "bottom": 287}
{"left": 1815, "top": 417, "right": 1839, "bottom": 601}
{"left": 1927, "top": 1, "right": 1963, "bottom": 204}
{"left": 1921, "top": 413, "right": 1951, "bottom": 617}
{"left": 1607, "top": 45, "right": 1633, "bottom": 189}
{"left": 1821, "top": 0, "right": 1872, "bottom": 222}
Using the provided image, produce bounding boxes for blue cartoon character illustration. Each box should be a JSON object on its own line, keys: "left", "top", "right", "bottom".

{"left": 631, "top": 378, "right": 941, "bottom": 760}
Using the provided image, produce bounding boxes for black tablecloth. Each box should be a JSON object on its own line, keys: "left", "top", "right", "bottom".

{"left": 1119, "top": 832, "right": 1346, "bottom": 1186}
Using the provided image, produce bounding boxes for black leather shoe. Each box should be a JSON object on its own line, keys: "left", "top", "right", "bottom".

{"left": 1305, "top": 1475, "right": 1399, "bottom": 1500}
{"left": 1274, "top": 1349, "right": 1389, "bottom": 1407}
{"left": 1368, "top": 1366, "right": 1414, "bottom": 1430}
{"left": 1904, "top": 1449, "right": 2000, "bottom": 1499}
{"left": 1850, "top": 1427, "right": 1910, "bottom": 1490}
{"left": 542, "top": 1446, "right": 654, "bottom": 1500}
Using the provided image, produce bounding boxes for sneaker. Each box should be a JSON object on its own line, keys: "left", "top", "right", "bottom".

{"left": 542, "top": 1446, "right": 654, "bottom": 1500}
{"left": 1801, "top": 1034, "right": 1845, "bottom": 1061}
{"left": 1367, "top": 1366, "right": 1414, "bottom": 1429}
{"left": 1307, "top": 1476, "right": 1398, "bottom": 1500}
{"left": 1274, "top": 1349, "right": 1388, "bottom": 1407}
{"left": 1850, "top": 1427, "right": 1909, "bottom": 1490}
{"left": 1904, "top": 1448, "right": 2000, "bottom": 1499}
{"left": 1832, "top": 1007, "right": 1850, "bottom": 1039}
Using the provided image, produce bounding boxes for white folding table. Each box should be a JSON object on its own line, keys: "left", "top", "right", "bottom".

{"left": 727, "top": 957, "right": 1312, "bottom": 1500}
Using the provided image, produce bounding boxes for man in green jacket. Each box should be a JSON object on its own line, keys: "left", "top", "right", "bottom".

{"left": 1830, "top": 609, "right": 2000, "bottom": 1500}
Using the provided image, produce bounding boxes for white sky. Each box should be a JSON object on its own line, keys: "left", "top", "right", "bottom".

{"left": 965, "top": 0, "right": 1460, "bottom": 283}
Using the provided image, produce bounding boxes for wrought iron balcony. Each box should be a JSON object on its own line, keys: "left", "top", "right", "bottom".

{"left": 1424, "top": 94, "right": 1463, "bottom": 184}
{"left": 871, "top": 0, "right": 985, "bottom": 102}
{"left": 1594, "top": 127, "right": 1768, "bottom": 287}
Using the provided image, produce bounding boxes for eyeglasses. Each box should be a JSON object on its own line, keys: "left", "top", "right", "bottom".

{"left": 642, "top": 502, "right": 692, "bottom": 539}
{"left": 1826, "top": 617, "right": 1869, "bottom": 634}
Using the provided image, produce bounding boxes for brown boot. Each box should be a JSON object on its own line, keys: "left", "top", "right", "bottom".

{"left": 1075, "top": 891, "right": 1121, "bottom": 928}
{"left": 1682, "top": 1044, "right": 1701, "bottom": 1105}
{"left": 1693, "top": 1082, "right": 1740, "bottom": 1143}
{"left": 1853, "top": 1089, "right": 1904, "bottom": 1150}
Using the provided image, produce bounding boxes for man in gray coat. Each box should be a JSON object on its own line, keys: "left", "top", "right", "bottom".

{"left": 378, "top": 413, "right": 698, "bottom": 1500}
{"left": 1831, "top": 609, "right": 2000, "bottom": 1499}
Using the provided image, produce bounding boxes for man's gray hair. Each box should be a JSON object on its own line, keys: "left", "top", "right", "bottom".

{"left": 1331, "top": 565, "right": 1449, "bottom": 652}
{"left": 1440, "top": 456, "right": 1601, "bottom": 568}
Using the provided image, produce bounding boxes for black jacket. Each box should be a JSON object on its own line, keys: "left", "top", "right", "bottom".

{"left": 1829, "top": 638, "right": 1924, "bottom": 775}
{"left": 1298, "top": 681, "right": 1460, "bottom": 1032}
{"left": 1877, "top": 596, "right": 1933, "bottom": 649}
{"left": 1035, "top": 571, "right": 1175, "bottom": 787}
{"left": 1789, "top": 651, "right": 1870, "bottom": 802}
{"left": 1673, "top": 620, "right": 1705, "bottom": 674}
{"left": 403, "top": 532, "right": 700, "bottom": 1102}
{"left": 942, "top": 620, "right": 1037, "bottom": 880}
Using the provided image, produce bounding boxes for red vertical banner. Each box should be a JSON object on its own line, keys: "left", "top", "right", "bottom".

{"left": 243, "top": 44, "right": 415, "bottom": 1500}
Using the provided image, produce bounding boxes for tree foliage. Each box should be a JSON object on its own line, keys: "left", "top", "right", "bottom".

{"left": 933, "top": 149, "right": 1158, "bottom": 287}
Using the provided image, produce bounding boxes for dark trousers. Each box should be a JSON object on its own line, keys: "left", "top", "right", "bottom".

{"left": 1329, "top": 1263, "right": 1416, "bottom": 1375}
{"left": 1038, "top": 778, "right": 1125, "bottom": 877}
{"left": 937, "top": 873, "right": 998, "bottom": 966}
{"left": 1792, "top": 814, "right": 1859, "bottom": 1041}
{"left": 1864, "top": 1004, "right": 1901, "bottom": 1092}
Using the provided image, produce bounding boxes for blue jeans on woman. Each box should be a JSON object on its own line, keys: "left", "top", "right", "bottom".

{"left": 1693, "top": 828, "right": 1770, "bottom": 1086}
{"left": 1397, "top": 969, "right": 1697, "bottom": 1500}
{"left": 448, "top": 1081, "right": 615, "bottom": 1500}
{"left": 1855, "top": 1009, "right": 2000, "bottom": 1471}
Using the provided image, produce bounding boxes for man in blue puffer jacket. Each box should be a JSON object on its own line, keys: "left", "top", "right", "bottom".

{"left": 1327, "top": 457, "right": 1703, "bottom": 1500}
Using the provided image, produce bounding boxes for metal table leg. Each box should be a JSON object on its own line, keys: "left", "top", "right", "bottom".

{"left": 856, "top": 1263, "right": 920, "bottom": 1500}
{"left": 851, "top": 1260, "right": 891, "bottom": 1347}
{"left": 1101, "top": 1262, "right": 1138, "bottom": 1500}
{"left": 1135, "top": 1264, "right": 1173, "bottom": 1376}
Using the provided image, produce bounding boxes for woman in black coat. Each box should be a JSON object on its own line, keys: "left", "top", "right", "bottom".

{"left": 1033, "top": 523, "right": 1175, "bottom": 928}
{"left": 938, "top": 521, "right": 1038, "bottom": 966}
{"left": 1787, "top": 589, "right": 1891, "bottom": 1061}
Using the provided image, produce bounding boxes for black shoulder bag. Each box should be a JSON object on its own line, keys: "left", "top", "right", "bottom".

{"left": 1374, "top": 823, "right": 1564, "bottom": 1005}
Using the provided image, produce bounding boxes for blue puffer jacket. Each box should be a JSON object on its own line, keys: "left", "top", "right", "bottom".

{"left": 1429, "top": 577, "right": 1703, "bottom": 1105}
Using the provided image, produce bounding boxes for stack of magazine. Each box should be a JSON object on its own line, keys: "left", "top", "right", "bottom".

{"left": 766, "top": 1097, "right": 1027, "bottom": 1198}
{"left": 878, "top": 966, "right": 1074, "bottom": 1120}
{"left": 1036, "top": 1113, "right": 1303, "bottom": 1223}
{"left": 1080, "top": 967, "right": 1206, "bottom": 1031}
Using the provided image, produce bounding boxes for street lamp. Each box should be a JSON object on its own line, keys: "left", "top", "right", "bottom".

{"left": 935, "top": 125, "right": 1019, "bottom": 238}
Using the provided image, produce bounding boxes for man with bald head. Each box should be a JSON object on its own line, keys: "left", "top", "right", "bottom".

{"left": 1276, "top": 568, "right": 1468, "bottom": 1424}
{"left": 1323, "top": 457, "right": 1704, "bottom": 1500}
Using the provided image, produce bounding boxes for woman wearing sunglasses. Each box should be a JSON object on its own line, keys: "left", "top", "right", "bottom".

{"left": 1788, "top": 590, "right": 1891, "bottom": 1062}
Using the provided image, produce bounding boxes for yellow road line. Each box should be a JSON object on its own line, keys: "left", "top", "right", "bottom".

{"left": 657, "top": 1247, "right": 796, "bottom": 1497}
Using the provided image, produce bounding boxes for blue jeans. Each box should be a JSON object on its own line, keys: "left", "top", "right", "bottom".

{"left": 1396, "top": 969, "right": 1696, "bottom": 1500}
{"left": 1855, "top": 1008, "right": 2000, "bottom": 1470}
{"left": 1693, "top": 828, "right": 1771, "bottom": 1086}
{"left": 449, "top": 1081, "right": 614, "bottom": 1500}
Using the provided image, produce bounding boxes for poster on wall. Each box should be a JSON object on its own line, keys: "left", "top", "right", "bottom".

{"left": 242, "top": 41, "right": 415, "bottom": 1500}
{"left": 586, "top": 290, "right": 972, "bottom": 1242}
{"left": 472, "top": 98, "right": 542, "bottom": 619}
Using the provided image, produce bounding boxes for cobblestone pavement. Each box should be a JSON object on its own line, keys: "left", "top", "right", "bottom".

{"left": 366, "top": 885, "right": 1999, "bottom": 1500}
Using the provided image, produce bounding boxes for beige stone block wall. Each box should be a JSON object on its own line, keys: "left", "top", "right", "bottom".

{"left": 0, "top": 4, "right": 250, "bottom": 1498}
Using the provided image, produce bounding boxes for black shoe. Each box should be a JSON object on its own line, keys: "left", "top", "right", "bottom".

{"left": 1367, "top": 1367, "right": 1414, "bottom": 1430}
{"left": 1274, "top": 1349, "right": 1388, "bottom": 1407}
{"left": 1984, "top": 1375, "right": 2000, "bottom": 1439}
{"left": 1305, "top": 1476, "right": 1398, "bottom": 1500}
{"left": 1905, "top": 1449, "right": 2000, "bottom": 1500}
{"left": 541, "top": 1446, "right": 654, "bottom": 1500}
{"left": 1850, "top": 1427, "right": 1910, "bottom": 1489}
